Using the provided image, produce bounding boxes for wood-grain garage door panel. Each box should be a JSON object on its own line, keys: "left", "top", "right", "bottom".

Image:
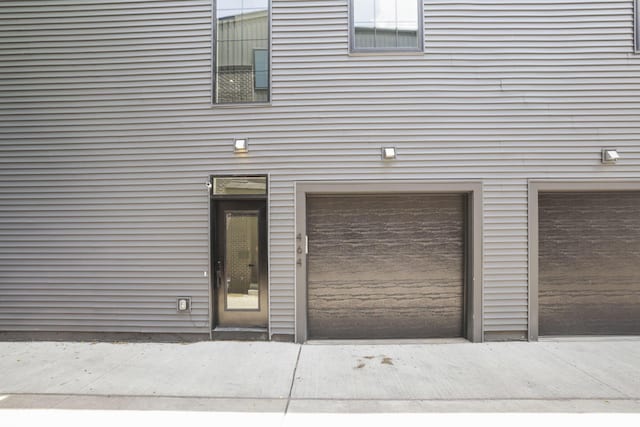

{"left": 539, "top": 192, "right": 640, "bottom": 335}
{"left": 307, "top": 194, "right": 465, "bottom": 339}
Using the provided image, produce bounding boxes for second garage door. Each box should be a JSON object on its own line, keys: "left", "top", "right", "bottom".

{"left": 539, "top": 192, "right": 640, "bottom": 335}
{"left": 306, "top": 194, "right": 466, "bottom": 339}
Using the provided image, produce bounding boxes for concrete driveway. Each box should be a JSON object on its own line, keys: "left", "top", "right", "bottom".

{"left": 0, "top": 339, "right": 639, "bottom": 413}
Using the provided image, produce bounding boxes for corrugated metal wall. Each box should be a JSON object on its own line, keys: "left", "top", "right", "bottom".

{"left": 1, "top": 1, "right": 640, "bottom": 338}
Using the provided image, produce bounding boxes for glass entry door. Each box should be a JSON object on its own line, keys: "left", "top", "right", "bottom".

{"left": 214, "top": 200, "right": 268, "bottom": 328}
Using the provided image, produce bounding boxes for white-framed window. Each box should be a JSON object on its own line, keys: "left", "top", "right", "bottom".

{"left": 213, "top": 0, "right": 270, "bottom": 104}
{"left": 350, "top": 0, "right": 423, "bottom": 52}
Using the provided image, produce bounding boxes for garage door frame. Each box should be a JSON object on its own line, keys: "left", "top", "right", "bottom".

{"left": 294, "top": 181, "right": 484, "bottom": 343}
{"left": 528, "top": 180, "right": 640, "bottom": 341}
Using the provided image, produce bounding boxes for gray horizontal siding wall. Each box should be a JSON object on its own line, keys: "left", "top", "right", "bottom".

{"left": 1, "top": 0, "right": 640, "bottom": 338}
{"left": 0, "top": 0, "right": 214, "bottom": 334}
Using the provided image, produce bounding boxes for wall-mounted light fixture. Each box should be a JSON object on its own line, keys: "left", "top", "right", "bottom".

{"left": 382, "top": 147, "right": 397, "bottom": 160}
{"left": 234, "top": 138, "right": 248, "bottom": 154}
{"left": 601, "top": 149, "right": 620, "bottom": 164}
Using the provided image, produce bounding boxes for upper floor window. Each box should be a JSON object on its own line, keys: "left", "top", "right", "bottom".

{"left": 214, "top": 0, "right": 269, "bottom": 104}
{"left": 350, "top": 0, "right": 423, "bottom": 52}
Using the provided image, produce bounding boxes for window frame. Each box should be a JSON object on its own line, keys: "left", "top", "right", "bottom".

{"left": 349, "top": 0, "right": 424, "bottom": 54}
{"left": 635, "top": 0, "right": 639, "bottom": 53}
{"left": 212, "top": 0, "right": 272, "bottom": 105}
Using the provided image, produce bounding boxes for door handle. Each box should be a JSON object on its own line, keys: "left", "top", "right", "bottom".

{"left": 216, "top": 270, "right": 223, "bottom": 289}
{"left": 216, "top": 261, "right": 223, "bottom": 289}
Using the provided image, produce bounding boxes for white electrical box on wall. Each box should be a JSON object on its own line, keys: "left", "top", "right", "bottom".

{"left": 176, "top": 297, "right": 191, "bottom": 313}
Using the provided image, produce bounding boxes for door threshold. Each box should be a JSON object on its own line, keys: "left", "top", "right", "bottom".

{"left": 212, "top": 327, "right": 268, "bottom": 341}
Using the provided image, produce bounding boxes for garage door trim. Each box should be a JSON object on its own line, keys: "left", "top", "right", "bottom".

{"left": 294, "top": 180, "right": 484, "bottom": 343}
{"left": 528, "top": 180, "right": 640, "bottom": 341}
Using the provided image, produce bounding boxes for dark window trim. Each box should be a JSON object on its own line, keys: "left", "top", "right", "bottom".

{"left": 349, "top": 0, "right": 424, "bottom": 54}
{"left": 212, "top": 1, "right": 272, "bottom": 105}
{"left": 635, "top": 0, "right": 639, "bottom": 53}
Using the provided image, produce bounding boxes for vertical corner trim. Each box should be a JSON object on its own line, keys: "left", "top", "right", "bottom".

{"left": 527, "top": 181, "right": 539, "bottom": 342}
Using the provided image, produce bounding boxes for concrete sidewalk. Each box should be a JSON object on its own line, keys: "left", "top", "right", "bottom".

{"left": 0, "top": 339, "right": 639, "bottom": 413}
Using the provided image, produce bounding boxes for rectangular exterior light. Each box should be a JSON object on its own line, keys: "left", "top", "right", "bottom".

{"left": 382, "top": 147, "right": 396, "bottom": 160}
{"left": 601, "top": 149, "right": 619, "bottom": 164}
{"left": 234, "top": 138, "right": 248, "bottom": 154}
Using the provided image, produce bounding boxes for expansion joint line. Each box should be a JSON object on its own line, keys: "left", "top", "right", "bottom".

{"left": 285, "top": 345, "right": 302, "bottom": 414}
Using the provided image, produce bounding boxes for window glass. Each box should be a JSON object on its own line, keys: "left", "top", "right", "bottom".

{"left": 254, "top": 49, "right": 269, "bottom": 89}
{"left": 213, "top": 177, "right": 267, "bottom": 196}
{"left": 352, "top": 0, "right": 421, "bottom": 51}
{"left": 215, "top": 0, "right": 269, "bottom": 104}
{"left": 225, "top": 211, "right": 260, "bottom": 311}
{"left": 353, "top": 0, "right": 375, "bottom": 25}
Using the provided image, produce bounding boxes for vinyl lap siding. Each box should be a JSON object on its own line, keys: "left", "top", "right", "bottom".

{"left": 268, "top": 179, "right": 296, "bottom": 335}
{"left": 422, "top": 0, "right": 640, "bottom": 336}
{"left": 483, "top": 181, "right": 529, "bottom": 336}
{"left": 2, "top": 1, "right": 640, "bottom": 338}
{"left": 272, "top": 0, "right": 640, "bottom": 338}
{"left": 0, "top": 0, "right": 214, "bottom": 334}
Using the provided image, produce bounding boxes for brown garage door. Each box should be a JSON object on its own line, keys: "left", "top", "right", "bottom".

{"left": 307, "top": 194, "right": 466, "bottom": 339}
{"left": 539, "top": 192, "right": 640, "bottom": 335}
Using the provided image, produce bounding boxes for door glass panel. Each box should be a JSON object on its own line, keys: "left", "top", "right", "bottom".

{"left": 225, "top": 211, "right": 260, "bottom": 310}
